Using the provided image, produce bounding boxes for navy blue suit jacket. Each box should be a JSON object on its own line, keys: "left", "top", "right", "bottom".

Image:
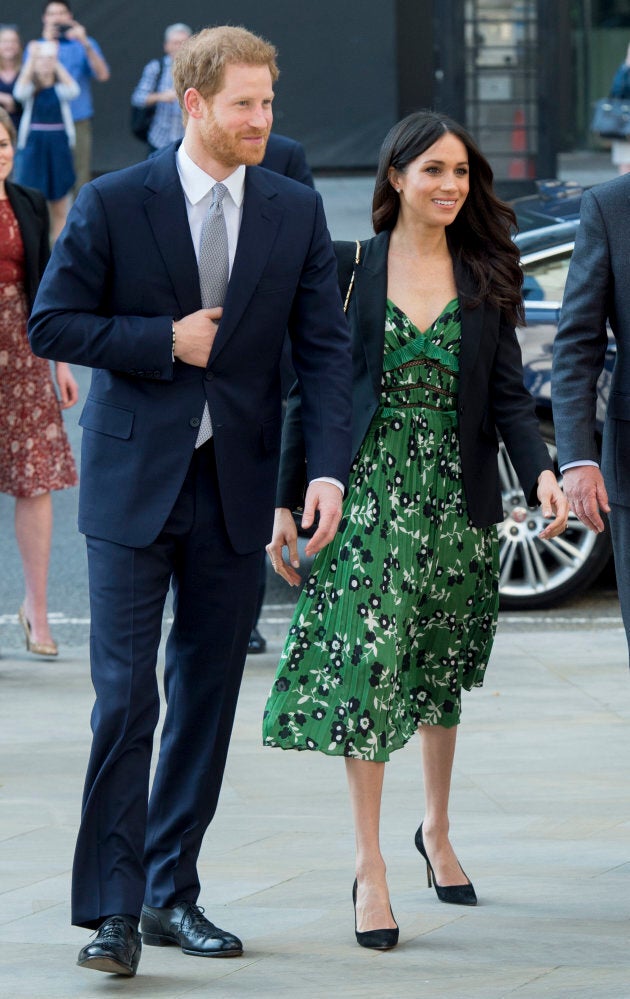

{"left": 261, "top": 133, "right": 314, "bottom": 188}
{"left": 28, "top": 144, "right": 352, "bottom": 552}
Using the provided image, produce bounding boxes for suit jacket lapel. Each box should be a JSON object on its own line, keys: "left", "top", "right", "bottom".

{"left": 143, "top": 148, "right": 201, "bottom": 318}
{"left": 209, "top": 167, "right": 282, "bottom": 363}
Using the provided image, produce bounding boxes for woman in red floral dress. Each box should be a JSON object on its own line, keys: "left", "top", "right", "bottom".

{"left": 0, "top": 107, "right": 77, "bottom": 656}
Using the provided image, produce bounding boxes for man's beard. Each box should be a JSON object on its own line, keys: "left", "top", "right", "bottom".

{"left": 201, "top": 112, "right": 269, "bottom": 168}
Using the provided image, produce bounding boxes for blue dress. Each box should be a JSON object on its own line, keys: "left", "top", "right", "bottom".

{"left": 14, "top": 87, "right": 75, "bottom": 201}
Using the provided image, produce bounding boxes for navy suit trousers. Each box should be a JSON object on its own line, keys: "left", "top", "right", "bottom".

{"left": 609, "top": 503, "right": 630, "bottom": 667}
{"left": 72, "top": 440, "right": 262, "bottom": 928}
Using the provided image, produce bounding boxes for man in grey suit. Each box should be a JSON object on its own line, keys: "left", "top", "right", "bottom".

{"left": 552, "top": 174, "right": 630, "bottom": 655}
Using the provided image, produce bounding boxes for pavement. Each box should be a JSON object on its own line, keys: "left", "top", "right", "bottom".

{"left": 2, "top": 148, "right": 630, "bottom": 998}
{"left": 1, "top": 622, "right": 630, "bottom": 999}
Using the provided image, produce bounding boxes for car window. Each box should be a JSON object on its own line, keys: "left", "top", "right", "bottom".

{"left": 521, "top": 248, "right": 573, "bottom": 303}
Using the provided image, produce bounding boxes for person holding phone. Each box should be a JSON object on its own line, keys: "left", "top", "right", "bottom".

{"left": 13, "top": 40, "right": 79, "bottom": 239}
{"left": 28, "top": 2, "right": 109, "bottom": 191}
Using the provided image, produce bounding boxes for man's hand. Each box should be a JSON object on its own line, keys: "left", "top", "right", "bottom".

{"left": 301, "top": 480, "right": 343, "bottom": 556}
{"left": 266, "top": 482, "right": 344, "bottom": 585}
{"left": 54, "top": 362, "right": 79, "bottom": 409}
{"left": 65, "top": 20, "right": 87, "bottom": 44}
{"left": 561, "top": 465, "right": 610, "bottom": 533}
{"left": 173, "top": 308, "right": 222, "bottom": 367}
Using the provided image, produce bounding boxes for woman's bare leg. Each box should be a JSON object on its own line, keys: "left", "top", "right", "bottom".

{"left": 15, "top": 493, "right": 56, "bottom": 647}
{"left": 419, "top": 723, "right": 469, "bottom": 885}
{"left": 345, "top": 757, "right": 397, "bottom": 931}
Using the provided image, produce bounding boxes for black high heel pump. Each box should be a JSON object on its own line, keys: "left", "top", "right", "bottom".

{"left": 414, "top": 823, "right": 477, "bottom": 906}
{"left": 352, "top": 879, "right": 399, "bottom": 950}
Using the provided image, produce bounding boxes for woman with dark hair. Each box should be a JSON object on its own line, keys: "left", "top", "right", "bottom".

{"left": 262, "top": 111, "right": 568, "bottom": 948}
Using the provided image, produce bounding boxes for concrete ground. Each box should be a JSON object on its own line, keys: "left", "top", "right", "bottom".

{"left": 1, "top": 620, "right": 630, "bottom": 999}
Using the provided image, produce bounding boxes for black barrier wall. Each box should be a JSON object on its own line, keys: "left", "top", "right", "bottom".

{"left": 9, "top": 0, "right": 399, "bottom": 174}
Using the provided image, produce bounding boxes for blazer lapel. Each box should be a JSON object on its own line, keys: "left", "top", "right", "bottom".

{"left": 143, "top": 148, "right": 201, "bottom": 318}
{"left": 455, "top": 260, "right": 485, "bottom": 402}
{"left": 209, "top": 167, "right": 282, "bottom": 363}
{"left": 353, "top": 239, "right": 486, "bottom": 405}
{"left": 353, "top": 231, "right": 389, "bottom": 399}
{"left": 6, "top": 182, "right": 41, "bottom": 303}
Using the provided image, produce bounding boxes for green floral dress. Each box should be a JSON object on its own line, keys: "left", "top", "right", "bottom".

{"left": 262, "top": 299, "right": 499, "bottom": 762}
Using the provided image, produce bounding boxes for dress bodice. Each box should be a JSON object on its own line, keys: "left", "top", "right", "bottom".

{"left": 380, "top": 298, "right": 460, "bottom": 416}
{"left": 31, "top": 86, "right": 63, "bottom": 125}
{"left": 0, "top": 198, "right": 25, "bottom": 283}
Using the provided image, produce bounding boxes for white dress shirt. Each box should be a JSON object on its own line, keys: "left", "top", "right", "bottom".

{"left": 176, "top": 141, "right": 245, "bottom": 269}
{"left": 175, "top": 142, "right": 342, "bottom": 496}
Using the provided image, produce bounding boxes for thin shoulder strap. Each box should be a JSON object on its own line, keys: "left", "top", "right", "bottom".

{"left": 343, "top": 239, "right": 362, "bottom": 313}
{"left": 334, "top": 239, "right": 362, "bottom": 314}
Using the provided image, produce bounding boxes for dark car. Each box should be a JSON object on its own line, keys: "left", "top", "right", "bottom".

{"left": 496, "top": 199, "right": 615, "bottom": 610}
{"left": 510, "top": 178, "right": 583, "bottom": 232}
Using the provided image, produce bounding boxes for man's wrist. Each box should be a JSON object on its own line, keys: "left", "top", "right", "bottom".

{"left": 559, "top": 460, "right": 599, "bottom": 473}
{"left": 310, "top": 476, "right": 343, "bottom": 493}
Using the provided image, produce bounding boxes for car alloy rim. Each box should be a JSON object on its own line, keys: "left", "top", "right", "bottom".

{"left": 497, "top": 441, "right": 601, "bottom": 600}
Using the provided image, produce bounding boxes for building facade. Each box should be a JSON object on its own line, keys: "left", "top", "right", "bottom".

{"left": 3, "top": 0, "right": 628, "bottom": 183}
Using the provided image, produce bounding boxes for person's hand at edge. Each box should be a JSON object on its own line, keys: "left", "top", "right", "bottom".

{"left": 560, "top": 465, "right": 610, "bottom": 534}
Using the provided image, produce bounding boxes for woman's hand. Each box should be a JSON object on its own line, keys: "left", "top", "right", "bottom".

{"left": 266, "top": 507, "right": 301, "bottom": 587}
{"left": 536, "top": 469, "right": 569, "bottom": 539}
{"left": 54, "top": 362, "right": 79, "bottom": 409}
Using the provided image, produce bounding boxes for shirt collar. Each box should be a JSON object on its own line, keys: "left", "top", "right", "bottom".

{"left": 176, "top": 142, "right": 245, "bottom": 208}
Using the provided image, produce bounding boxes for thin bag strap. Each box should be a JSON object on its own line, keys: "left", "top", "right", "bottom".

{"left": 343, "top": 239, "right": 362, "bottom": 313}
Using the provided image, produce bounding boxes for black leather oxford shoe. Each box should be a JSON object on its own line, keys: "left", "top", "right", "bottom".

{"left": 77, "top": 916, "right": 141, "bottom": 976}
{"left": 140, "top": 902, "right": 243, "bottom": 957}
{"left": 248, "top": 627, "right": 267, "bottom": 654}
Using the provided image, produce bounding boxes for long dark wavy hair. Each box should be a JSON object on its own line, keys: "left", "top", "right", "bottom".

{"left": 372, "top": 110, "right": 524, "bottom": 326}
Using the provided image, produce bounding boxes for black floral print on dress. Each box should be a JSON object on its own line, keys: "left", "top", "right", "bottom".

{"left": 263, "top": 299, "right": 499, "bottom": 762}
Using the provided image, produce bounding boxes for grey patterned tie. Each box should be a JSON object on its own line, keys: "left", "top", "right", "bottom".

{"left": 195, "top": 182, "right": 229, "bottom": 447}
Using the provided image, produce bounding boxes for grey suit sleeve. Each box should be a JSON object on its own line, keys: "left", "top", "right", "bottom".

{"left": 551, "top": 189, "right": 610, "bottom": 467}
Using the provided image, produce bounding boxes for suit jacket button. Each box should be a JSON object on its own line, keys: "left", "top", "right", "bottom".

{"left": 190, "top": 417, "right": 200, "bottom": 428}
{"left": 205, "top": 371, "right": 214, "bottom": 381}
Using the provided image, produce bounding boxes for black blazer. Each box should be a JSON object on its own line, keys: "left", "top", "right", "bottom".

{"left": 5, "top": 180, "right": 49, "bottom": 309}
{"left": 277, "top": 230, "right": 552, "bottom": 528}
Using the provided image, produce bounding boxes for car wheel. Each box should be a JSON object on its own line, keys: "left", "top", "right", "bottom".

{"left": 498, "top": 421, "right": 613, "bottom": 609}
